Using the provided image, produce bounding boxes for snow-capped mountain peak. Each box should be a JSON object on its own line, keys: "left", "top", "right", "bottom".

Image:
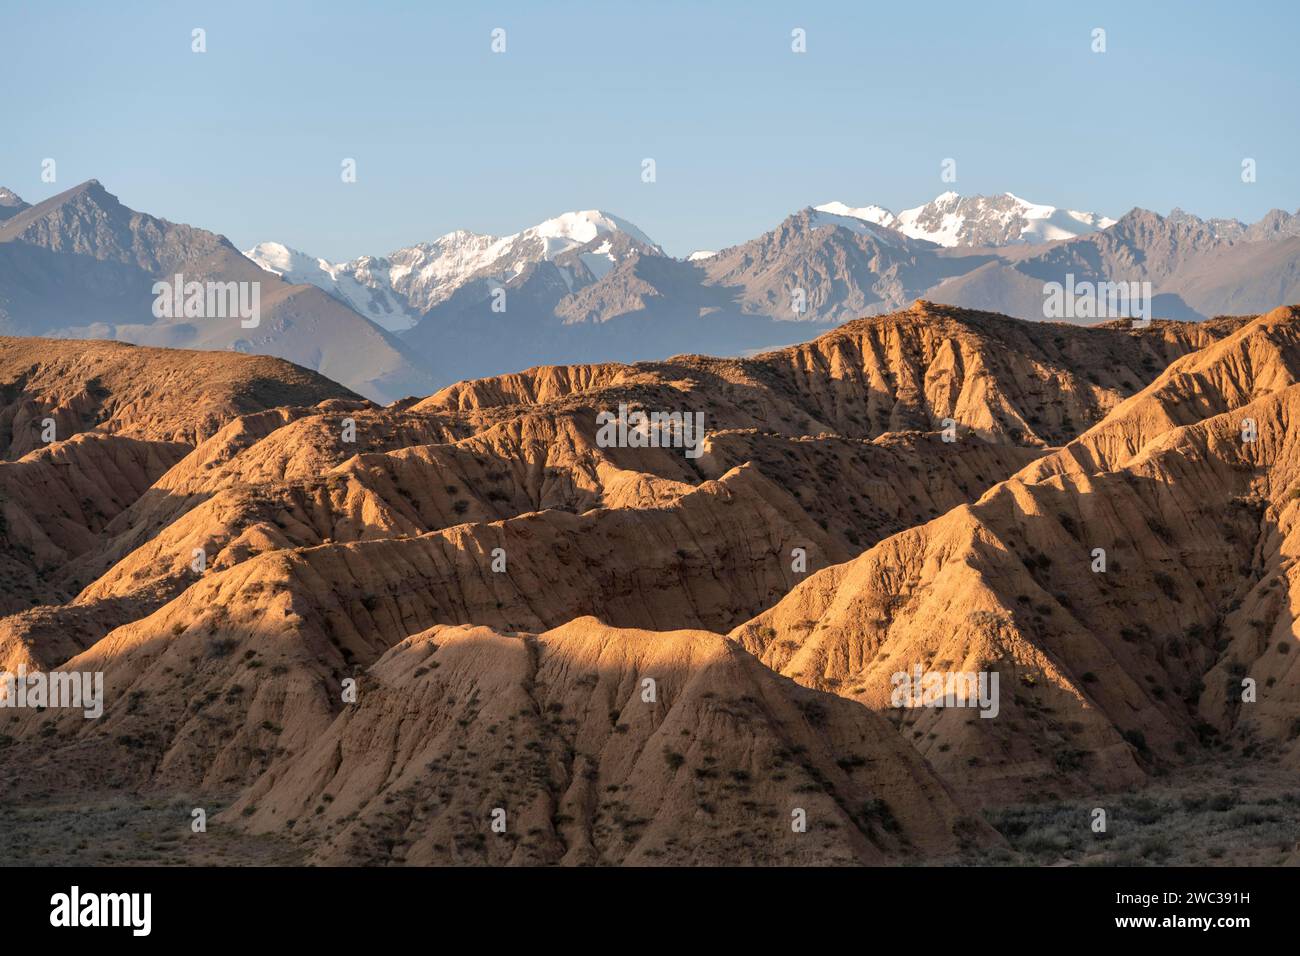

{"left": 244, "top": 210, "right": 658, "bottom": 331}
{"left": 529, "top": 210, "right": 656, "bottom": 250}
{"left": 814, "top": 192, "right": 1116, "bottom": 248}
{"left": 0, "top": 185, "right": 31, "bottom": 222}
{"left": 245, "top": 241, "right": 335, "bottom": 280}
{"left": 807, "top": 206, "right": 916, "bottom": 247}
{"left": 813, "top": 201, "right": 896, "bottom": 228}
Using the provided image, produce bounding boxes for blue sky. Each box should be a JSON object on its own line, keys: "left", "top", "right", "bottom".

{"left": 3, "top": 0, "right": 1298, "bottom": 260}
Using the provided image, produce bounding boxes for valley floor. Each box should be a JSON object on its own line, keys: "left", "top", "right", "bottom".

{"left": 0, "top": 794, "right": 305, "bottom": 866}
{"left": 3, "top": 757, "right": 1294, "bottom": 868}
{"left": 974, "top": 758, "right": 1300, "bottom": 867}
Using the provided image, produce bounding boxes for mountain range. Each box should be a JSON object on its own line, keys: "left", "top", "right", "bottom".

{"left": 3, "top": 180, "right": 1300, "bottom": 403}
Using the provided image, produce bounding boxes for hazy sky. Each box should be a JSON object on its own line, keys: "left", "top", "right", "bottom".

{"left": 4, "top": 0, "right": 1298, "bottom": 260}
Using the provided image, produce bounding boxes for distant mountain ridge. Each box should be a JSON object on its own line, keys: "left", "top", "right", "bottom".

{"left": 247, "top": 191, "right": 1111, "bottom": 323}
{"left": 2, "top": 181, "right": 1298, "bottom": 402}
{"left": 245, "top": 191, "right": 1300, "bottom": 340}
{"left": 1167, "top": 205, "right": 1300, "bottom": 242}
{"left": 0, "top": 181, "right": 434, "bottom": 402}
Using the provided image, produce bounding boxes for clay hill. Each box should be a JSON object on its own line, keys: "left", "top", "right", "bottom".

{"left": 0, "top": 302, "right": 1295, "bottom": 866}
{"left": 733, "top": 306, "right": 1300, "bottom": 807}
{"left": 0, "top": 339, "right": 359, "bottom": 639}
